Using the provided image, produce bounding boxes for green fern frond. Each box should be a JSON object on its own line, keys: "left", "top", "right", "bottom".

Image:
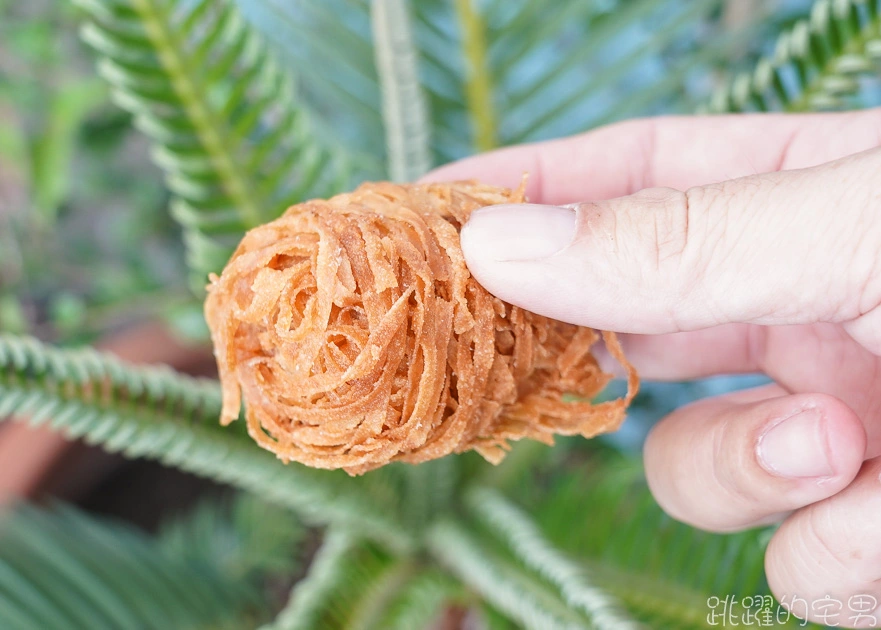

{"left": 237, "top": 0, "right": 458, "bottom": 165}
{"left": 158, "top": 493, "right": 305, "bottom": 581}
{"left": 466, "top": 487, "right": 640, "bottom": 629}
{"left": 399, "top": 456, "right": 458, "bottom": 531}
{"left": 706, "top": 0, "right": 881, "bottom": 112}
{"left": 0, "top": 504, "right": 261, "bottom": 630}
{"left": 237, "top": 0, "right": 743, "bottom": 165}
{"left": 411, "top": 1, "right": 473, "bottom": 162}
{"left": 590, "top": 23, "right": 762, "bottom": 126}
{"left": 500, "top": 0, "right": 724, "bottom": 144}
{"left": 343, "top": 558, "right": 417, "bottom": 630}
{"left": 74, "top": 0, "right": 347, "bottom": 290}
{"left": 454, "top": 457, "right": 804, "bottom": 629}
{"left": 372, "top": 570, "right": 464, "bottom": 630}
{"left": 262, "top": 529, "right": 357, "bottom": 630}
{"left": 0, "top": 334, "right": 410, "bottom": 551}
{"left": 371, "top": 0, "right": 432, "bottom": 181}
{"left": 429, "top": 519, "right": 596, "bottom": 630}
{"left": 265, "top": 531, "right": 419, "bottom": 630}
{"left": 235, "top": 0, "right": 384, "bottom": 175}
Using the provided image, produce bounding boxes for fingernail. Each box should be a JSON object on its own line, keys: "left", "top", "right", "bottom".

{"left": 463, "top": 204, "right": 576, "bottom": 261}
{"left": 757, "top": 408, "right": 834, "bottom": 478}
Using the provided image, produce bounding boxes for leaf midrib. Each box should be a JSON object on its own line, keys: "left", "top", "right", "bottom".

{"left": 132, "top": 0, "right": 263, "bottom": 227}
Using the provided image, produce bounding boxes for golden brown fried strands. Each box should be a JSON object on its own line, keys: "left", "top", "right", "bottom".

{"left": 205, "top": 180, "right": 637, "bottom": 475}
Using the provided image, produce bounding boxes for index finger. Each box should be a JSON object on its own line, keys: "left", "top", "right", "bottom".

{"left": 423, "top": 109, "right": 881, "bottom": 204}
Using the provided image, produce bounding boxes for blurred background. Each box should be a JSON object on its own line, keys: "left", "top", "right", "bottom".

{"left": 0, "top": 0, "right": 877, "bottom": 627}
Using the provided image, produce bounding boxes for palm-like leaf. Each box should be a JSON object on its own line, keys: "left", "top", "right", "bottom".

{"left": 429, "top": 455, "right": 817, "bottom": 629}
{"left": 263, "top": 529, "right": 359, "bottom": 630}
{"left": 74, "top": 0, "right": 347, "bottom": 290}
{"left": 369, "top": 569, "right": 463, "bottom": 630}
{"left": 522, "top": 453, "right": 820, "bottom": 628}
{"left": 0, "top": 334, "right": 410, "bottom": 551}
{"left": 0, "top": 332, "right": 818, "bottom": 628}
{"left": 237, "top": 0, "right": 800, "bottom": 166}
{"left": 429, "top": 519, "right": 598, "bottom": 630}
{"left": 466, "top": 487, "right": 639, "bottom": 629}
{"left": 371, "top": 0, "right": 432, "bottom": 181}
{"left": 531, "top": 457, "right": 769, "bottom": 599}
{"left": 706, "top": 0, "right": 881, "bottom": 112}
{"left": 158, "top": 493, "right": 305, "bottom": 581}
{"left": 235, "top": 0, "right": 386, "bottom": 171}
{"left": 264, "top": 530, "right": 456, "bottom": 630}
{"left": 0, "top": 504, "right": 262, "bottom": 630}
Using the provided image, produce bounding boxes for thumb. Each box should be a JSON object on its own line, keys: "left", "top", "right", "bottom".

{"left": 460, "top": 148, "right": 881, "bottom": 342}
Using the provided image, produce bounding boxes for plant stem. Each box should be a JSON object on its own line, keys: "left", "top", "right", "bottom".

{"left": 454, "top": 0, "right": 497, "bottom": 152}
{"left": 132, "top": 0, "right": 264, "bottom": 227}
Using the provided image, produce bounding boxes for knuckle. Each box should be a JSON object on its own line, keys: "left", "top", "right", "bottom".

{"left": 643, "top": 420, "right": 707, "bottom": 527}
{"left": 623, "top": 187, "right": 693, "bottom": 278}
{"left": 639, "top": 185, "right": 730, "bottom": 304}
{"left": 646, "top": 404, "right": 775, "bottom": 533}
{"left": 804, "top": 505, "right": 844, "bottom": 564}
{"left": 848, "top": 211, "right": 881, "bottom": 321}
{"left": 655, "top": 187, "right": 691, "bottom": 267}
{"left": 801, "top": 504, "right": 857, "bottom": 580}
{"left": 710, "top": 417, "right": 765, "bottom": 509}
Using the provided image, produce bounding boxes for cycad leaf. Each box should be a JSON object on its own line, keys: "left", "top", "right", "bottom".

{"left": 234, "top": 0, "right": 385, "bottom": 175}
{"left": 0, "top": 334, "right": 409, "bottom": 552}
{"left": 466, "top": 487, "right": 640, "bottom": 629}
{"left": 158, "top": 493, "right": 305, "bottom": 581}
{"left": 75, "top": 0, "right": 347, "bottom": 291}
{"left": 532, "top": 457, "right": 770, "bottom": 596}
{"left": 0, "top": 504, "right": 260, "bottom": 630}
{"left": 236, "top": 0, "right": 748, "bottom": 166}
{"left": 263, "top": 530, "right": 357, "bottom": 630}
{"left": 371, "top": 0, "right": 432, "bottom": 182}
{"left": 264, "top": 531, "right": 422, "bottom": 630}
{"left": 428, "top": 519, "right": 595, "bottom": 630}
{"left": 371, "top": 570, "right": 463, "bottom": 630}
{"left": 495, "top": 0, "right": 724, "bottom": 143}
{"left": 705, "top": 0, "right": 881, "bottom": 112}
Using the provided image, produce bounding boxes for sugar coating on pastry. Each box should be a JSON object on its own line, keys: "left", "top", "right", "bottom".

{"left": 205, "top": 180, "right": 638, "bottom": 475}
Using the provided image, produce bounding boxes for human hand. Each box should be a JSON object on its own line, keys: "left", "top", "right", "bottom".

{"left": 427, "top": 110, "right": 881, "bottom": 628}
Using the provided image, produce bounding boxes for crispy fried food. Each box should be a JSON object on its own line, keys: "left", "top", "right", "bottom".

{"left": 205, "top": 180, "right": 637, "bottom": 474}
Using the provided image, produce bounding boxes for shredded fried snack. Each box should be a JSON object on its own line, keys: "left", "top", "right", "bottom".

{"left": 205, "top": 180, "right": 638, "bottom": 475}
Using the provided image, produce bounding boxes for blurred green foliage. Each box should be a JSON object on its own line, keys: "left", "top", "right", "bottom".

{"left": 0, "top": 0, "right": 187, "bottom": 343}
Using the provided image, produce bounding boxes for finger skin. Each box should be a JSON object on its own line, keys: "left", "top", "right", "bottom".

{"left": 459, "top": 148, "right": 881, "bottom": 345}
{"left": 425, "top": 109, "right": 881, "bottom": 204}
{"left": 766, "top": 457, "right": 881, "bottom": 628}
{"left": 596, "top": 324, "right": 881, "bottom": 460}
{"left": 592, "top": 324, "right": 757, "bottom": 379}
{"left": 644, "top": 386, "right": 866, "bottom": 532}
{"left": 427, "top": 110, "right": 881, "bottom": 625}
